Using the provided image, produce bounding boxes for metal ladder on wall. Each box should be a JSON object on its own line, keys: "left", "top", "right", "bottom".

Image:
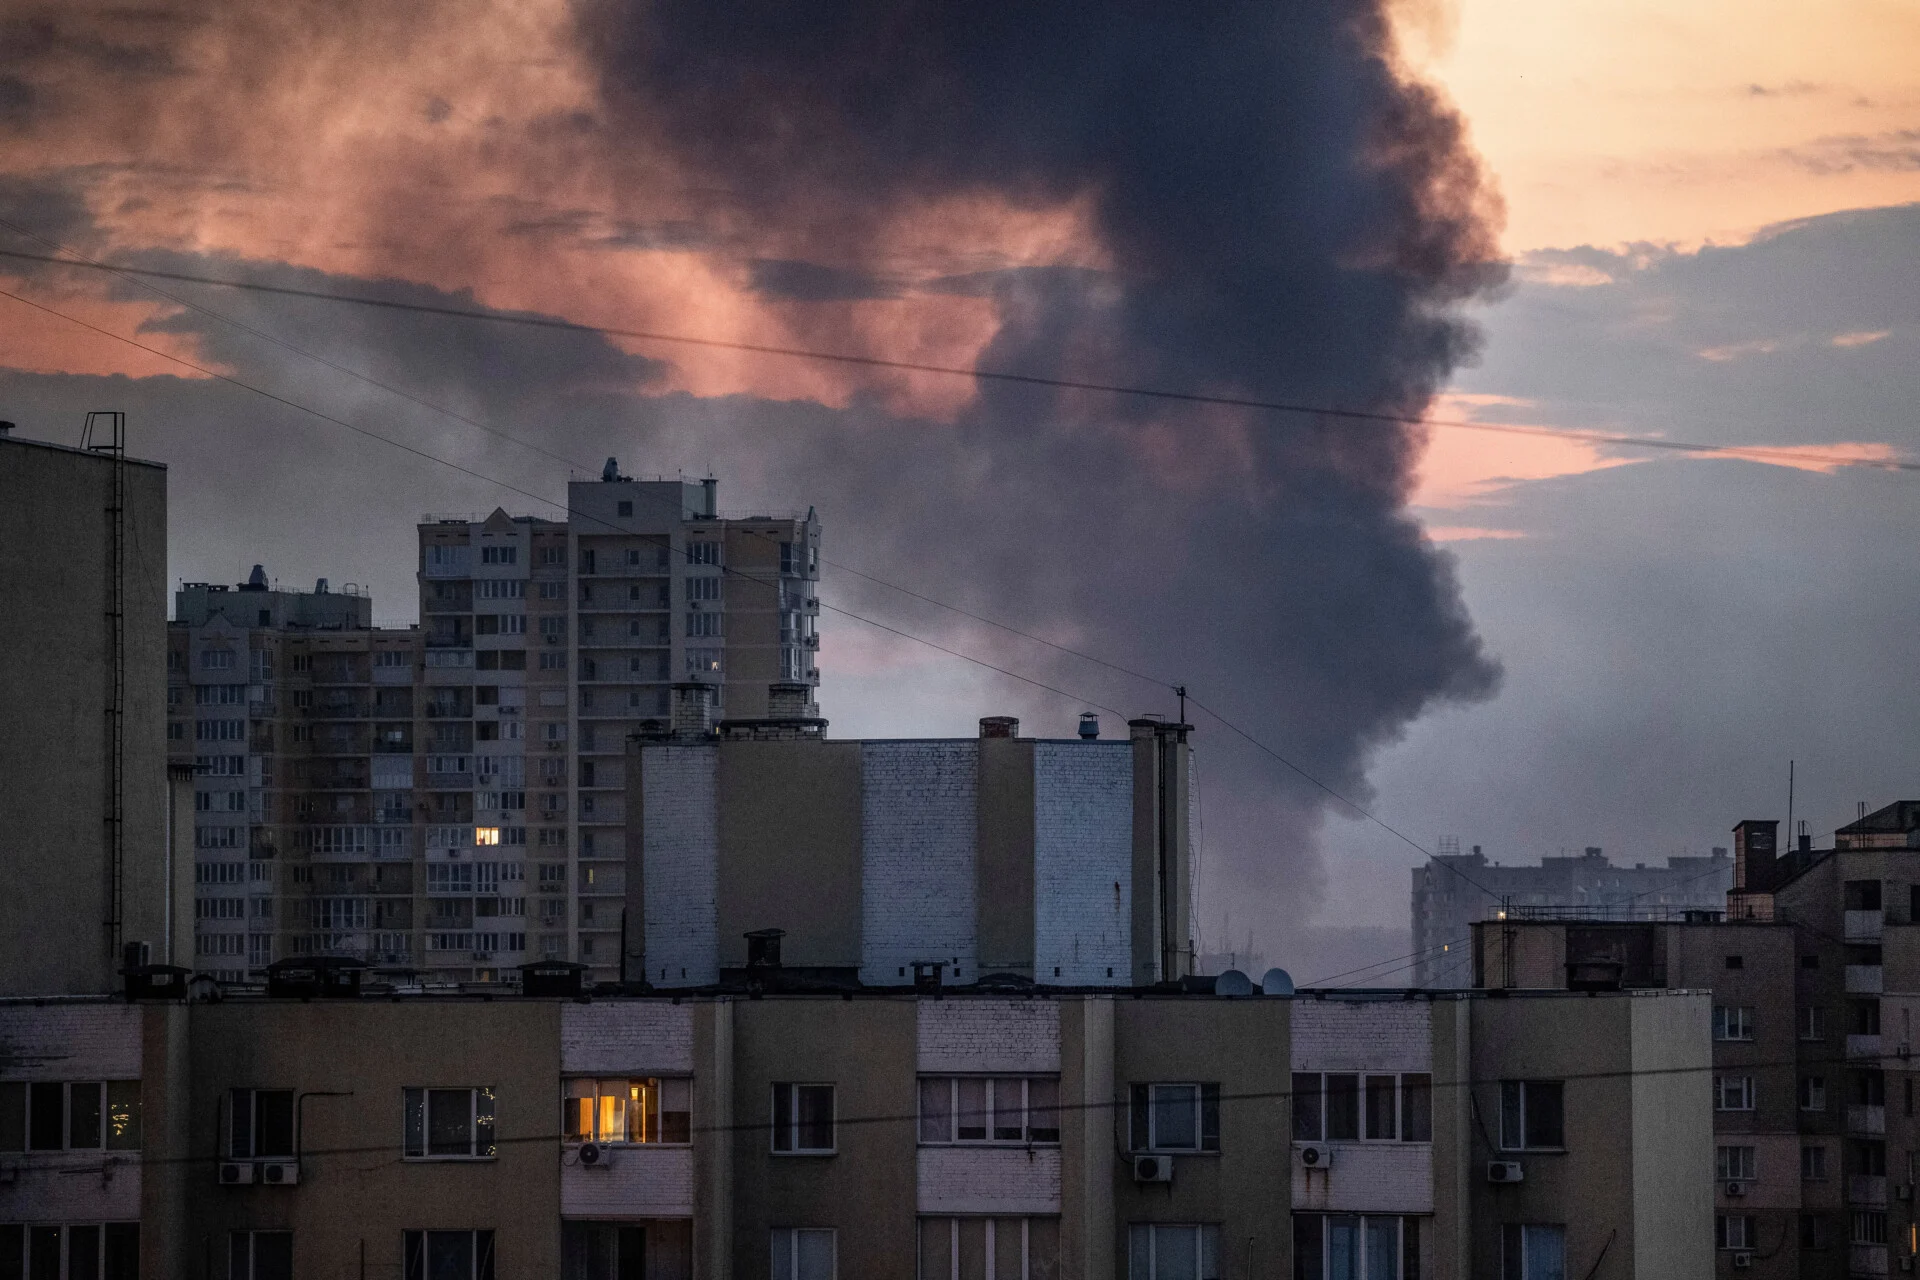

{"left": 84, "top": 410, "right": 128, "bottom": 971}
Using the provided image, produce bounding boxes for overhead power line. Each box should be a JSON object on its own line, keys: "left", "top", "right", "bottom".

{"left": 2, "top": 244, "right": 1915, "bottom": 475}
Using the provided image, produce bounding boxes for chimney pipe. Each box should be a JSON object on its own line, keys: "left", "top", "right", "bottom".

{"left": 978, "top": 716, "right": 1019, "bottom": 739}
{"left": 767, "top": 682, "right": 813, "bottom": 719}
{"left": 670, "top": 682, "right": 715, "bottom": 740}
{"left": 1078, "top": 713, "right": 1100, "bottom": 739}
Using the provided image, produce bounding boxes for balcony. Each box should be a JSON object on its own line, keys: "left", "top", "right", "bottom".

{"left": 1851, "top": 1244, "right": 1889, "bottom": 1277}
{"left": 1846, "top": 909, "right": 1884, "bottom": 942}
{"left": 1848, "top": 1034, "right": 1884, "bottom": 1061}
{"left": 1847, "top": 965, "right": 1885, "bottom": 994}
{"left": 1849, "top": 1174, "right": 1888, "bottom": 1206}
{"left": 1848, "top": 1104, "right": 1887, "bottom": 1136}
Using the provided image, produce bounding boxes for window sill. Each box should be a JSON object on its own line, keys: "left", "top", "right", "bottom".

{"left": 1129, "top": 1149, "right": 1221, "bottom": 1158}
{"left": 1499, "top": 1147, "right": 1568, "bottom": 1155}
{"left": 563, "top": 1142, "right": 692, "bottom": 1150}
{"left": 921, "top": 1142, "right": 1063, "bottom": 1150}
{"left": 402, "top": 1155, "right": 497, "bottom": 1163}
{"left": 770, "top": 1149, "right": 837, "bottom": 1158}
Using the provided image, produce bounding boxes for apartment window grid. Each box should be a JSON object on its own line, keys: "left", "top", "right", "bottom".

{"left": 918, "top": 1077, "right": 1060, "bottom": 1145}
{"left": 1715, "top": 1215, "right": 1755, "bottom": 1251}
{"left": 771, "top": 1084, "right": 835, "bottom": 1154}
{"left": 1499, "top": 1225, "right": 1565, "bottom": 1280}
{"left": 402, "top": 1087, "right": 496, "bottom": 1160}
{"left": 1799, "top": 1076, "right": 1827, "bottom": 1112}
{"left": 229, "top": 1230, "right": 292, "bottom": 1280}
{"left": 1128, "top": 1083, "right": 1221, "bottom": 1154}
{"left": 1712, "top": 1006, "right": 1755, "bottom": 1041}
{"left": 403, "top": 1230, "right": 495, "bottom": 1280}
{"left": 0, "top": 1081, "right": 142, "bottom": 1152}
{"left": 0, "top": 1224, "right": 140, "bottom": 1280}
{"left": 562, "top": 1078, "right": 692, "bottom": 1145}
{"left": 1716, "top": 1145, "right": 1756, "bottom": 1181}
{"left": 770, "top": 1228, "right": 833, "bottom": 1280}
{"left": 1291, "top": 1215, "right": 1418, "bottom": 1280}
{"left": 1714, "top": 1076, "right": 1755, "bottom": 1113}
{"left": 917, "top": 1218, "right": 1057, "bottom": 1280}
{"left": 1498, "top": 1081, "right": 1565, "bottom": 1150}
{"left": 1802, "top": 1143, "right": 1828, "bottom": 1181}
{"left": 1292, "top": 1073, "right": 1432, "bottom": 1144}
{"left": 1800, "top": 1006, "right": 1827, "bottom": 1041}
{"left": 1127, "top": 1224, "right": 1220, "bottom": 1280}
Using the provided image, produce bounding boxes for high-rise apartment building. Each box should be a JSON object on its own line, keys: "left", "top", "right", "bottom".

{"left": 1, "top": 423, "right": 186, "bottom": 995}
{"left": 1412, "top": 844, "right": 1733, "bottom": 987}
{"left": 167, "top": 468, "right": 822, "bottom": 985}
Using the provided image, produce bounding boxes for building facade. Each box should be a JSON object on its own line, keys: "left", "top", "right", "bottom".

{"left": 1474, "top": 802, "right": 1920, "bottom": 1280}
{"left": 1, "top": 981, "right": 1710, "bottom": 1280}
{"left": 626, "top": 706, "right": 1195, "bottom": 989}
{"left": 1413, "top": 845, "right": 1734, "bottom": 987}
{"left": 0, "top": 427, "right": 182, "bottom": 996}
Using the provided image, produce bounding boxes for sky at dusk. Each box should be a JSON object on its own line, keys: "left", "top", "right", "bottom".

{"left": 3, "top": 1, "right": 1918, "bottom": 982}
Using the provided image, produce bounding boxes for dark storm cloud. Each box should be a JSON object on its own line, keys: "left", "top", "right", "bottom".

{"left": 570, "top": 2, "right": 1509, "bottom": 921}
{"left": 747, "top": 259, "right": 899, "bottom": 302}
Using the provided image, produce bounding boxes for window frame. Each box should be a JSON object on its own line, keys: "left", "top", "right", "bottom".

{"left": 402, "top": 1229, "right": 496, "bottom": 1280}
{"left": 1126, "top": 1223, "right": 1221, "bottom": 1280}
{"left": 1290, "top": 1072, "right": 1431, "bottom": 1145}
{"left": 1712, "top": 1005, "right": 1755, "bottom": 1042}
{"left": 1, "top": 1223, "right": 140, "bottom": 1280}
{"left": 560, "top": 1077, "right": 693, "bottom": 1146}
{"left": 1799, "top": 1075, "right": 1827, "bottom": 1112}
{"left": 769, "top": 1227, "right": 835, "bottom": 1280}
{"left": 1714, "top": 1075, "right": 1756, "bottom": 1113}
{"left": 1802, "top": 1143, "right": 1829, "bottom": 1181}
{"left": 229, "top": 1229, "right": 293, "bottom": 1280}
{"left": 402, "top": 1087, "right": 497, "bottom": 1161}
{"left": 1715, "top": 1144, "right": 1757, "bottom": 1181}
{"left": 0, "top": 1081, "right": 141, "bottom": 1153}
{"left": 1290, "top": 1214, "right": 1416, "bottom": 1280}
{"left": 770, "top": 1082, "right": 837, "bottom": 1156}
{"left": 1499, "top": 1224, "right": 1566, "bottom": 1280}
{"left": 1498, "top": 1080, "right": 1566, "bottom": 1151}
{"left": 1715, "top": 1214, "right": 1756, "bottom": 1251}
{"left": 227, "top": 1087, "right": 295, "bottom": 1160}
{"left": 1129, "top": 1082, "right": 1221, "bottom": 1154}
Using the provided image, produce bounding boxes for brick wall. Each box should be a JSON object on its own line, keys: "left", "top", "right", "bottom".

{"left": 859, "top": 742, "right": 978, "bottom": 986}
{"left": 561, "top": 1146, "right": 695, "bottom": 1218}
{"left": 641, "top": 744, "right": 718, "bottom": 986}
{"left": 560, "top": 1002, "right": 696, "bottom": 1074}
{"left": 1292, "top": 1144, "right": 1433, "bottom": 1213}
{"left": 916, "top": 1146, "right": 1063, "bottom": 1215}
{"left": 0, "top": 1003, "right": 142, "bottom": 1079}
{"left": 1032, "top": 744, "right": 1133, "bottom": 985}
{"left": 917, "top": 1000, "right": 1061, "bottom": 1074}
{"left": 1290, "top": 1000, "right": 1432, "bottom": 1073}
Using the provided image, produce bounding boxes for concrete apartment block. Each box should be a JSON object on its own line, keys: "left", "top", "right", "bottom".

{"left": 627, "top": 711, "right": 1194, "bottom": 991}
{"left": 0, "top": 431, "right": 179, "bottom": 996}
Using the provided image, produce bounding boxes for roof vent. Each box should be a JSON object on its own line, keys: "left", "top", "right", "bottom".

{"left": 0, "top": 421, "right": 13, "bottom": 436}
{"left": 602, "top": 457, "right": 619, "bottom": 482}
{"left": 248, "top": 564, "right": 268, "bottom": 588}
{"left": 1078, "top": 713, "right": 1100, "bottom": 739}
{"left": 314, "top": 578, "right": 328, "bottom": 594}
{"left": 979, "top": 716, "right": 1019, "bottom": 739}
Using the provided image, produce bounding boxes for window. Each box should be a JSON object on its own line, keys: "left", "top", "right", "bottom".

{"left": 1724, "top": 954, "right": 1744, "bottom": 970}
{"left": 1716, "top": 1145, "right": 1756, "bottom": 1181}
{"left": 202, "top": 648, "right": 236, "bottom": 670}
{"left": 918, "top": 1077, "right": 1059, "bottom": 1145}
{"left": 1499, "top": 1081, "right": 1565, "bottom": 1149}
{"left": 1129, "top": 1083, "right": 1220, "bottom": 1153}
{"left": 1799, "top": 1076, "right": 1827, "bottom": 1112}
{"left": 230, "top": 1230, "right": 292, "bottom": 1280}
{"left": 541, "top": 545, "right": 566, "bottom": 567}
{"left": 1846, "top": 880, "right": 1883, "bottom": 911}
{"left": 1715, "top": 1215, "right": 1754, "bottom": 1250}
{"left": 196, "top": 719, "right": 245, "bottom": 742}
{"left": 403, "top": 1231, "right": 495, "bottom": 1280}
{"left": 562, "top": 1078, "right": 692, "bottom": 1144}
{"left": 1800, "top": 1006, "right": 1827, "bottom": 1041}
{"left": 1802, "top": 954, "right": 1820, "bottom": 969}
{"left": 1854, "top": 1211, "right": 1889, "bottom": 1246}
{"left": 1713, "top": 1006, "right": 1754, "bottom": 1041}
{"left": 1851, "top": 1137, "right": 1887, "bottom": 1176}
{"left": 1127, "top": 1224, "right": 1219, "bottom": 1280}
{"left": 403, "top": 1088, "right": 496, "bottom": 1159}
{"left": 771, "top": 1083, "right": 835, "bottom": 1154}
{"left": 480, "top": 545, "right": 517, "bottom": 565}
{"left": 1799, "top": 1213, "right": 1830, "bottom": 1250}
{"left": 686, "top": 612, "right": 722, "bottom": 638}
{"left": 687, "top": 575, "right": 721, "bottom": 601}
{"left": 1851, "top": 1000, "right": 1882, "bottom": 1036}
{"left": 1499, "top": 1225, "right": 1565, "bottom": 1280}
{"left": 0, "top": 1224, "right": 140, "bottom": 1280}
{"left": 1291, "top": 1072, "right": 1429, "bottom": 1144}
{"left": 1802, "top": 1144, "right": 1828, "bottom": 1180}
{"left": 687, "top": 648, "right": 722, "bottom": 675}
{"left": 1715, "top": 1076, "right": 1755, "bottom": 1112}
{"left": 769, "top": 1229, "right": 834, "bottom": 1280}
{"left": 919, "top": 1218, "right": 1058, "bottom": 1280}
{"left": 1292, "top": 1215, "right": 1418, "bottom": 1280}
{"left": 686, "top": 541, "right": 720, "bottom": 566}
{"left": 0, "top": 1081, "right": 141, "bottom": 1151}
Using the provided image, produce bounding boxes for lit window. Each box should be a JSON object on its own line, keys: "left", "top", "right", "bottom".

{"left": 475, "top": 827, "right": 501, "bottom": 847}
{"left": 561, "top": 1078, "right": 692, "bottom": 1144}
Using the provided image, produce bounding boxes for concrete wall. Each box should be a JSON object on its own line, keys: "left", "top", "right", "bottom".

{"left": 182, "top": 1000, "right": 563, "bottom": 1280}
{"left": 1630, "top": 993, "right": 1717, "bottom": 1279}
{"left": 715, "top": 741, "right": 862, "bottom": 972}
{"left": 976, "top": 739, "right": 1036, "bottom": 979}
{"left": 0, "top": 1002, "right": 146, "bottom": 1225}
{"left": 0, "top": 438, "right": 169, "bottom": 995}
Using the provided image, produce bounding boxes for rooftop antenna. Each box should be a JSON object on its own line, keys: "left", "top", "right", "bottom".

{"left": 1786, "top": 760, "right": 1795, "bottom": 860}
{"left": 1175, "top": 683, "right": 1187, "bottom": 725}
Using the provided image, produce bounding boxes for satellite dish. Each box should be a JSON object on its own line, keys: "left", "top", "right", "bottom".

{"left": 1261, "top": 967, "right": 1296, "bottom": 996}
{"left": 1216, "top": 969, "right": 1253, "bottom": 996}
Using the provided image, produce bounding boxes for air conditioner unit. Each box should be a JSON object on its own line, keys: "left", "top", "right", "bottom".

{"left": 1724, "top": 1180, "right": 1746, "bottom": 1197}
{"left": 578, "top": 1142, "right": 611, "bottom": 1169}
{"left": 1132, "top": 1155, "right": 1173, "bottom": 1183}
{"left": 258, "top": 1161, "right": 299, "bottom": 1186}
{"left": 1297, "top": 1143, "right": 1333, "bottom": 1170}
{"left": 1731, "top": 1252, "right": 1752, "bottom": 1270}
{"left": 1486, "top": 1161, "right": 1524, "bottom": 1184}
{"left": 218, "top": 1161, "right": 256, "bottom": 1185}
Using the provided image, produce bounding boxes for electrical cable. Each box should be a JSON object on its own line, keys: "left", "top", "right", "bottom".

{"left": 4, "top": 244, "right": 1916, "bottom": 474}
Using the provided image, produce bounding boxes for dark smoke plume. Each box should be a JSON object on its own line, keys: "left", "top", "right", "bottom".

{"left": 572, "top": 2, "right": 1508, "bottom": 945}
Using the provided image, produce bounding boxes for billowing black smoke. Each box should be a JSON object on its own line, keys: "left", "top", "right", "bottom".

{"left": 572, "top": 2, "right": 1508, "bottom": 954}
